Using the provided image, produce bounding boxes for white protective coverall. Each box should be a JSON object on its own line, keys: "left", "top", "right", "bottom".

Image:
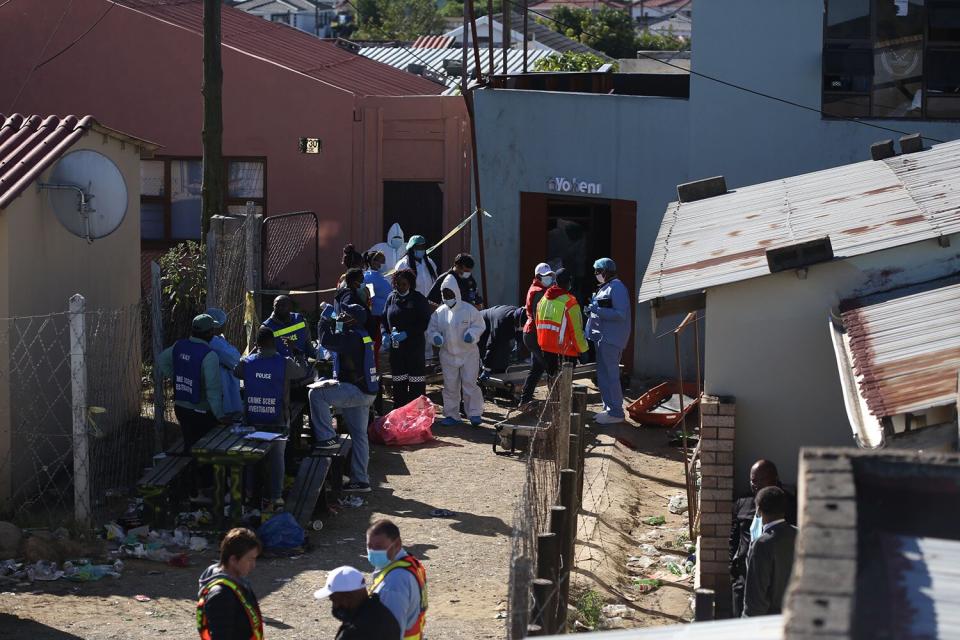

{"left": 369, "top": 223, "right": 407, "bottom": 274}
{"left": 395, "top": 244, "right": 440, "bottom": 360}
{"left": 427, "top": 275, "right": 485, "bottom": 419}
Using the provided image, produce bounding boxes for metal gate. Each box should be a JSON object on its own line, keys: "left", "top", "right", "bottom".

{"left": 261, "top": 211, "right": 320, "bottom": 313}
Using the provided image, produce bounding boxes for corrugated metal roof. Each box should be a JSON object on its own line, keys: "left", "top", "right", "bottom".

{"left": 838, "top": 278, "right": 960, "bottom": 419}
{"left": 540, "top": 615, "right": 783, "bottom": 639}
{"left": 885, "top": 535, "right": 960, "bottom": 640}
{"left": 119, "top": 0, "right": 443, "bottom": 97}
{"left": 359, "top": 46, "right": 552, "bottom": 95}
{"left": 505, "top": 13, "right": 611, "bottom": 58}
{"left": 0, "top": 114, "right": 95, "bottom": 210}
{"left": 639, "top": 138, "right": 960, "bottom": 302}
{"left": 411, "top": 35, "right": 455, "bottom": 49}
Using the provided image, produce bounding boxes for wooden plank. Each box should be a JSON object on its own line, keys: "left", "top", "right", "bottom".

{"left": 289, "top": 455, "right": 332, "bottom": 527}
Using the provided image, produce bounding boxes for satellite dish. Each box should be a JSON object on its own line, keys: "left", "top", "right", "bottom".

{"left": 43, "top": 149, "right": 128, "bottom": 242}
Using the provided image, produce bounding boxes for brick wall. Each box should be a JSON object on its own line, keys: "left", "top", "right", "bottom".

{"left": 694, "top": 394, "right": 736, "bottom": 616}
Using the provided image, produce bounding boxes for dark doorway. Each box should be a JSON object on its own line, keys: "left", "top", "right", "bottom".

{"left": 383, "top": 181, "right": 444, "bottom": 264}
{"left": 547, "top": 199, "right": 612, "bottom": 307}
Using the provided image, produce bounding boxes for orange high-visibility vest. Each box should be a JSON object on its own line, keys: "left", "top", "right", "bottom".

{"left": 372, "top": 554, "right": 428, "bottom": 640}
{"left": 536, "top": 292, "right": 588, "bottom": 357}
{"left": 197, "top": 577, "right": 263, "bottom": 640}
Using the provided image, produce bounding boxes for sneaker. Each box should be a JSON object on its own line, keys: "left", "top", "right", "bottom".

{"left": 343, "top": 482, "right": 371, "bottom": 493}
{"left": 314, "top": 437, "right": 340, "bottom": 450}
{"left": 440, "top": 416, "right": 461, "bottom": 426}
{"left": 469, "top": 415, "right": 483, "bottom": 426}
{"left": 595, "top": 412, "right": 625, "bottom": 425}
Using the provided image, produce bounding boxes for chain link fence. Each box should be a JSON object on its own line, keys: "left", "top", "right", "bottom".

{"left": 0, "top": 299, "right": 153, "bottom": 528}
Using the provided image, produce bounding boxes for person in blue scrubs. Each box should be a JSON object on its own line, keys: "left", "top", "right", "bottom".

{"left": 206, "top": 307, "right": 243, "bottom": 421}
{"left": 584, "top": 257, "right": 631, "bottom": 424}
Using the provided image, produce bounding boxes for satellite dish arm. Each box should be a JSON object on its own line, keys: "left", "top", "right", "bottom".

{"left": 38, "top": 182, "right": 96, "bottom": 243}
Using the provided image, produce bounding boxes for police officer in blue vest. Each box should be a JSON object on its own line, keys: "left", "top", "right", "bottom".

{"left": 234, "top": 327, "right": 306, "bottom": 509}
{"left": 158, "top": 313, "right": 225, "bottom": 450}
{"left": 262, "top": 295, "right": 317, "bottom": 390}
{"left": 309, "top": 303, "right": 379, "bottom": 494}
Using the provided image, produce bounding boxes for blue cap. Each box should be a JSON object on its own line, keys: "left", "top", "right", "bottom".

{"left": 406, "top": 235, "right": 427, "bottom": 251}
{"left": 206, "top": 308, "right": 227, "bottom": 329}
{"left": 593, "top": 257, "right": 616, "bottom": 272}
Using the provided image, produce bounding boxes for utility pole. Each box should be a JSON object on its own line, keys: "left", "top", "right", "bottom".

{"left": 201, "top": 0, "right": 224, "bottom": 242}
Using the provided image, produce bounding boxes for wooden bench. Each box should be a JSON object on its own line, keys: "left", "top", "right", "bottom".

{"left": 287, "top": 435, "right": 353, "bottom": 531}
{"left": 137, "top": 441, "right": 193, "bottom": 527}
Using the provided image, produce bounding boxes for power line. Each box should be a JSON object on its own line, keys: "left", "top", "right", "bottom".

{"left": 35, "top": 1, "right": 117, "bottom": 70}
{"left": 524, "top": 5, "right": 947, "bottom": 144}
{"left": 8, "top": 0, "right": 76, "bottom": 112}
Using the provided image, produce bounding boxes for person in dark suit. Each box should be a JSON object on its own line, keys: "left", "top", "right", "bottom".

{"left": 742, "top": 486, "right": 798, "bottom": 617}
{"left": 730, "top": 459, "right": 797, "bottom": 617}
{"left": 477, "top": 305, "right": 523, "bottom": 376}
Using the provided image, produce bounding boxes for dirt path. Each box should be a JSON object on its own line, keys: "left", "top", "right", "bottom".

{"left": 0, "top": 382, "right": 693, "bottom": 639}
{"left": 0, "top": 392, "right": 524, "bottom": 640}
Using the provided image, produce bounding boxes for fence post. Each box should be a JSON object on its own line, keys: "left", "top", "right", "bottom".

{"left": 69, "top": 294, "right": 91, "bottom": 529}
{"left": 534, "top": 534, "right": 559, "bottom": 633}
{"left": 244, "top": 201, "right": 261, "bottom": 345}
{"left": 694, "top": 588, "right": 716, "bottom": 621}
{"left": 510, "top": 556, "right": 532, "bottom": 640}
{"left": 150, "top": 262, "right": 165, "bottom": 452}
{"left": 557, "top": 362, "right": 573, "bottom": 469}
{"left": 557, "top": 468, "right": 577, "bottom": 630}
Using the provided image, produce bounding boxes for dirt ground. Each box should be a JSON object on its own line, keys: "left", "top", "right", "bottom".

{"left": 0, "top": 381, "right": 690, "bottom": 639}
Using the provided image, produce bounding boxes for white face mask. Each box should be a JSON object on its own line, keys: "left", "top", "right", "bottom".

{"left": 388, "top": 237, "right": 403, "bottom": 249}
{"left": 461, "top": 271, "right": 472, "bottom": 279}
{"left": 541, "top": 275, "right": 554, "bottom": 287}
{"left": 444, "top": 298, "right": 457, "bottom": 309}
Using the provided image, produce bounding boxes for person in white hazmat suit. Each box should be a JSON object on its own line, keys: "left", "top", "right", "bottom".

{"left": 369, "top": 223, "right": 406, "bottom": 274}
{"left": 427, "top": 275, "right": 486, "bottom": 427}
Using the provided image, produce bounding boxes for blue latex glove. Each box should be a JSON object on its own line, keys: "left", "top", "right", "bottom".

{"left": 320, "top": 303, "right": 336, "bottom": 320}
{"left": 463, "top": 332, "right": 474, "bottom": 344}
{"left": 433, "top": 335, "right": 444, "bottom": 347}
{"left": 393, "top": 331, "right": 408, "bottom": 343}
{"left": 585, "top": 303, "right": 599, "bottom": 316}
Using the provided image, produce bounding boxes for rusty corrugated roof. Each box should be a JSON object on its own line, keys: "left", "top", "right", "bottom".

{"left": 0, "top": 114, "right": 96, "bottom": 210}
{"left": 838, "top": 278, "right": 960, "bottom": 420}
{"left": 411, "top": 35, "right": 455, "bottom": 49}
{"left": 639, "top": 138, "right": 960, "bottom": 302}
{"left": 119, "top": 0, "right": 444, "bottom": 97}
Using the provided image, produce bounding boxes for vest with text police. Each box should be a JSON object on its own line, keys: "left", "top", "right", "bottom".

{"left": 334, "top": 327, "right": 379, "bottom": 395}
{"left": 173, "top": 339, "right": 212, "bottom": 404}
{"left": 264, "top": 313, "right": 308, "bottom": 358}
{"left": 241, "top": 352, "right": 286, "bottom": 426}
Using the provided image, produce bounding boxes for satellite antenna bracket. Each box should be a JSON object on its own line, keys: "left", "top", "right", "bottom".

{"left": 39, "top": 182, "right": 97, "bottom": 243}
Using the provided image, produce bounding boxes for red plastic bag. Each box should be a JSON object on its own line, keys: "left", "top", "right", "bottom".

{"left": 369, "top": 396, "right": 436, "bottom": 446}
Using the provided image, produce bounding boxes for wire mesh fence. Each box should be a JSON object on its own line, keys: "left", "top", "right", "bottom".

{"left": 0, "top": 299, "right": 153, "bottom": 529}
{"left": 208, "top": 213, "right": 254, "bottom": 351}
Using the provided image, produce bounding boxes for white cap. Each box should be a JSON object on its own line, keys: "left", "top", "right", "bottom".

{"left": 535, "top": 262, "right": 554, "bottom": 277}
{"left": 313, "top": 566, "right": 366, "bottom": 599}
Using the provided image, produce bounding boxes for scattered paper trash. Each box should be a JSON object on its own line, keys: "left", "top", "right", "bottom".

{"left": 134, "top": 594, "right": 151, "bottom": 602}
{"left": 26, "top": 561, "right": 63, "bottom": 582}
{"left": 189, "top": 537, "right": 208, "bottom": 552}
{"left": 668, "top": 494, "right": 689, "bottom": 515}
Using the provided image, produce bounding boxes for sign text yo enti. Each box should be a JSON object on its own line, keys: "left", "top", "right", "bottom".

{"left": 547, "top": 176, "right": 602, "bottom": 196}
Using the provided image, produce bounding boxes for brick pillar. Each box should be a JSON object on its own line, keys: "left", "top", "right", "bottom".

{"left": 694, "top": 395, "right": 736, "bottom": 616}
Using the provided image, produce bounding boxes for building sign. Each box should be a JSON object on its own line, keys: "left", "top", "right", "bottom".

{"left": 547, "top": 176, "right": 602, "bottom": 196}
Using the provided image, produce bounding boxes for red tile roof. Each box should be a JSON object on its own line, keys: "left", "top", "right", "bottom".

{"left": 119, "top": 0, "right": 444, "bottom": 97}
{"left": 0, "top": 114, "right": 95, "bottom": 210}
{"left": 411, "top": 35, "right": 456, "bottom": 49}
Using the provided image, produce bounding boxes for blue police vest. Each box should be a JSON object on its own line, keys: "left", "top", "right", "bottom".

{"left": 263, "top": 313, "right": 307, "bottom": 358}
{"left": 241, "top": 352, "right": 286, "bottom": 426}
{"left": 173, "top": 339, "right": 212, "bottom": 404}
{"left": 333, "top": 328, "right": 379, "bottom": 395}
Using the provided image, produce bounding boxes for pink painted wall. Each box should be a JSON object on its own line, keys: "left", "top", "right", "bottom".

{"left": 1, "top": 0, "right": 470, "bottom": 295}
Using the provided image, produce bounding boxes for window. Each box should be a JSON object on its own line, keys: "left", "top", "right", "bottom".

{"left": 823, "top": 0, "right": 960, "bottom": 119}
{"left": 139, "top": 157, "right": 266, "bottom": 243}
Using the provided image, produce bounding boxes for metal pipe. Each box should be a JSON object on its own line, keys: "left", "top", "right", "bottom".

{"left": 522, "top": 0, "right": 528, "bottom": 73}
{"left": 487, "top": 0, "right": 494, "bottom": 79}
{"left": 502, "top": 0, "right": 509, "bottom": 75}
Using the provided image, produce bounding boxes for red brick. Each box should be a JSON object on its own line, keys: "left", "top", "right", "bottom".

{"left": 701, "top": 464, "right": 733, "bottom": 478}
{"left": 700, "top": 400, "right": 719, "bottom": 415}
{"left": 702, "top": 415, "right": 735, "bottom": 427}
{"left": 698, "top": 537, "right": 728, "bottom": 550}
{"left": 699, "top": 525, "right": 719, "bottom": 537}
{"left": 700, "top": 476, "right": 718, "bottom": 488}
{"left": 717, "top": 427, "right": 735, "bottom": 440}
{"left": 699, "top": 560, "right": 728, "bottom": 574}
{"left": 700, "top": 500, "right": 717, "bottom": 513}
{"left": 699, "top": 549, "right": 716, "bottom": 562}
{"left": 701, "top": 438, "right": 733, "bottom": 452}
{"left": 717, "top": 477, "right": 734, "bottom": 489}
{"left": 718, "top": 403, "right": 737, "bottom": 416}
{"left": 700, "top": 427, "right": 718, "bottom": 439}
{"left": 701, "top": 452, "right": 716, "bottom": 464}
{"left": 701, "top": 512, "right": 732, "bottom": 525}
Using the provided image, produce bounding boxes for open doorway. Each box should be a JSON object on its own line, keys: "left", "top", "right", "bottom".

{"left": 547, "top": 199, "right": 612, "bottom": 307}
{"left": 383, "top": 181, "right": 444, "bottom": 265}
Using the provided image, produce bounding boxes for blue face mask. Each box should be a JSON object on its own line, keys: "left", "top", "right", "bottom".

{"left": 414, "top": 249, "right": 425, "bottom": 259}
{"left": 367, "top": 548, "right": 391, "bottom": 570}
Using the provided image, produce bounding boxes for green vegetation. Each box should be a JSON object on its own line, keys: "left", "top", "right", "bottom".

{"left": 574, "top": 589, "right": 605, "bottom": 629}
{"left": 159, "top": 241, "right": 206, "bottom": 337}
{"left": 533, "top": 51, "right": 615, "bottom": 72}
{"left": 636, "top": 29, "right": 691, "bottom": 52}
{"left": 537, "top": 7, "right": 690, "bottom": 58}
{"left": 352, "top": 0, "right": 445, "bottom": 40}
